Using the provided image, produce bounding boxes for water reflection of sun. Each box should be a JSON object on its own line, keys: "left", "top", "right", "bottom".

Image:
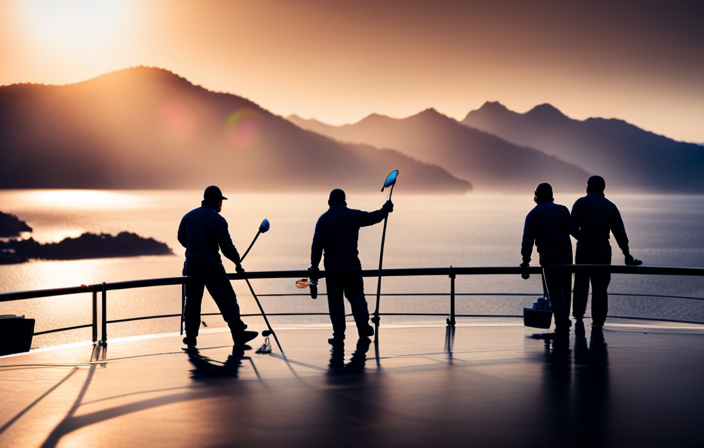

{"left": 22, "top": 190, "right": 144, "bottom": 210}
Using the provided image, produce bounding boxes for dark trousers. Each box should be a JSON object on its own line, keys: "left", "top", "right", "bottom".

{"left": 573, "top": 244, "right": 612, "bottom": 325}
{"left": 184, "top": 265, "right": 244, "bottom": 344}
{"left": 541, "top": 251, "right": 573, "bottom": 332}
{"left": 325, "top": 270, "right": 371, "bottom": 339}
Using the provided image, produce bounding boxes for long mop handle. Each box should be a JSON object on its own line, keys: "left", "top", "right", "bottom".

{"left": 244, "top": 277, "right": 284, "bottom": 356}
{"left": 373, "top": 183, "right": 395, "bottom": 322}
{"left": 239, "top": 231, "right": 261, "bottom": 262}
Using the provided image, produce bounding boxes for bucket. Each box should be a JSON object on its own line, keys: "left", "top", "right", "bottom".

{"left": 0, "top": 315, "right": 35, "bottom": 356}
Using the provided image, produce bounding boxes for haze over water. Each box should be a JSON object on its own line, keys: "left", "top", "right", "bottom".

{"left": 2, "top": 189, "right": 704, "bottom": 348}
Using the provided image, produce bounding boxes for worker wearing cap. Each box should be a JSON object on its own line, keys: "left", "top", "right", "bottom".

{"left": 521, "top": 183, "right": 573, "bottom": 334}
{"left": 178, "top": 186, "right": 258, "bottom": 350}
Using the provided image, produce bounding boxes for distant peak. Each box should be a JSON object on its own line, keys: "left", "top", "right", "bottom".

{"left": 287, "top": 114, "right": 316, "bottom": 123}
{"left": 478, "top": 101, "right": 510, "bottom": 113}
{"left": 463, "top": 101, "right": 514, "bottom": 121}
{"left": 287, "top": 114, "right": 330, "bottom": 127}
{"left": 365, "top": 112, "right": 388, "bottom": 120}
{"left": 525, "top": 103, "right": 567, "bottom": 119}
{"left": 357, "top": 112, "right": 394, "bottom": 125}
{"left": 418, "top": 107, "right": 442, "bottom": 116}
{"left": 411, "top": 108, "right": 453, "bottom": 121}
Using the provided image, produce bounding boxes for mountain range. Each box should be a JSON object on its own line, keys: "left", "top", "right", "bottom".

{"left": 0, "top": 67, "right": 470, "bottom": 194}
{"left": 462, "top": 102, "right": 704, "bottom": 193}
{"left": 288, "top": 109, "right": 590, "bottom": 192}
{"left": 2, "top": 66, "right": 702, "bottom": 194}
{"left": 290, "top": 104, "right": 704, "bottom": 194}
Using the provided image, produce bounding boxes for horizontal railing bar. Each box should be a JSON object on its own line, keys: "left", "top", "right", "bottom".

{"left": 233, "top": 265, "right": 704, "bottom": 280}
{"left": 97, "top": 277, "right": 185, "bottom": 291}
{"left": 240, "top": 312, "right": 331, "bottom": 317}
{"left": 34, "top": 324, "right": 93, "bottom": 336}
{"left": 199, "top": 312, "right": 332, "bottom": 318}
{"left": 548, "top": 265, "right": 704, "bottom": 276}
{"left": 107, "top": 314, "right": 182, "bottom": 324}
{"left": 256, "top": 292, "right": 545, "bottom": 298}
{"left": 257, "top": 292, "right": 704, "bottom": 301}
{"left": 241, "top": 312, "right": 703, "bottom": 324}
{"left": 610, "top": 293, "right": 704, "bottom": 301}
{"left": 3, "top": 265, "right": 703, "bottom": 304}
{"left": 202, "top": 312, "right": 524, "bottom": 319}
{"left": 607, "top": 315, "right": 704, "bottom": 325}
{"left": 0, "top": 285, "right": 94, "bottom": 302}
{"left": 376, "top": 313, "right": 524, "bottom": 318}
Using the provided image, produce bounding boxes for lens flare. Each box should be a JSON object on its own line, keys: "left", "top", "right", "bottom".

{"left": 225, "top": 109, "right": 264, "bottom": 148}
{"left": 161, "top": 101, "right": 196, "bottom": 140}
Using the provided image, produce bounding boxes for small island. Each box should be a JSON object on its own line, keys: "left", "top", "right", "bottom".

{"left": 0, "top": 211, "right": 33, "bottom": 238}
{"left": 0, "top": 211, "right": 173, "bottom": 264}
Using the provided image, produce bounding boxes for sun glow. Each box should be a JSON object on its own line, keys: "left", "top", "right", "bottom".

{"left": 26, "top": 0, "right": 128, "bottom": 54}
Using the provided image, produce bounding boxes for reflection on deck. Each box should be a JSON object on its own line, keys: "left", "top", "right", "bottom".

{"left": 1, "top": 319, "right": 704, "bottom": 447}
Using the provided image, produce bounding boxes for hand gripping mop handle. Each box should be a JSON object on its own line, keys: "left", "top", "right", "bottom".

{"left": 373, "top": 170, "right": 398, "bottom": 324}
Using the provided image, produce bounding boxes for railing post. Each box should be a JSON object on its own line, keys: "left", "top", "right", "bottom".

{"left": 101, "top": 282, "right": 107, "bottom": 345}
{"left": 92, "top": 290, "right": 98, "bottom": 343}
{"left": 180, "top": 282, "right": 186, "bottom": 335}
{"left": 447, "top": 267, "right": 456, "bottom": 326}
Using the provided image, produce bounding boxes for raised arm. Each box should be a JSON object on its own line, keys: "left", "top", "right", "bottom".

{"left": 359, "top": 201, "right": 393, "bottom": 227}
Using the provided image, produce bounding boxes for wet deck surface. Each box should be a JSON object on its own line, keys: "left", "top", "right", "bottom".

{"left": 2, "top": 318, "right": 704, "bottom": 448}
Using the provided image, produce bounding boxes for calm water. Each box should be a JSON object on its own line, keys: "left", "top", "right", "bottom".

{"left": 1, "top": 190, "right": 704, "bottom": 348}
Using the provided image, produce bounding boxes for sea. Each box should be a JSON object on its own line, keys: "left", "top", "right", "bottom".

{"left": 1, "top": 189, "right": 704, "bottom": 348}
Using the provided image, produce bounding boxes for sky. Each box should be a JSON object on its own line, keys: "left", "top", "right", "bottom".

{"left": 1, "top": 0, "right": 703, "bottom": 143}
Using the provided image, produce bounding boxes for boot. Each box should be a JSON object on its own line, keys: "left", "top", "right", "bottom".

{"left": 233, "top": 330, "right": 258, "bottom": 346}
{"left": 229, "top": 321, "right": 258, "bottom": 346}
{"left": 358, "top": 324, "right": 374, "bottom": 338}
{"left": 182, "top": 336, "right": 197, "bottom": 351}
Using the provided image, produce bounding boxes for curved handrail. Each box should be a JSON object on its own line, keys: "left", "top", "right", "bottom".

{"left": 2, "top": 265, "right": 704, "bottom": 303}
{"left": 2, "top": 264, "right": 703, "bottom": 345}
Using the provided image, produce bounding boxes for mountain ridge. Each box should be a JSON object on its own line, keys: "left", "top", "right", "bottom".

{"left": 0, "top": 67, "right": 471, "bottom": 194}
{"left": 288, "top": 108, "right": 590, "bottom": 192}
{"left": 462, "top": 101, "right": 704, "bottom": 192}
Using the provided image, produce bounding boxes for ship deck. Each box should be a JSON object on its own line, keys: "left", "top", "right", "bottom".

{"left": 2, "top": 318, "right": 704, "bottom": 448}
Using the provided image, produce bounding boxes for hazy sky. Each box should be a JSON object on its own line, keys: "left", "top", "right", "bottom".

{"left": 2, "top": 0, "right": 703, "bottom": 142}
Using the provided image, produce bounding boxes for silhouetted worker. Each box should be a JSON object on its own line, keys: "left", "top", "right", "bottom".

{"left": 571, "top": 176, "right": 642, "bottom": 327}
{"left": 311, "top": 189, "right": 393, "bottom": 345}
{"left": 178, "top": 186, "right": 258, "bottom": 350}
{"left": 521, "top": 183, "right": 573, "bottom": 334}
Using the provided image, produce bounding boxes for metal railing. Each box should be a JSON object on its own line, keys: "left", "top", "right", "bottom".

{"left": 1, "top": 265, "right": 704, "bottom": 347}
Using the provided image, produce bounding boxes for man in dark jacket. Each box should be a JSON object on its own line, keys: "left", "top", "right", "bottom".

{"left": 521, "top": 183, "right": 573, "bottom": 334}
{"left": 178, "top": 186, "right": 258, "bottom": 350}
{"left": 571, "top": 176, "right": 641, "bottom": 327}
{"left": 311, "top": 189, "right": 393, "bottom": 344}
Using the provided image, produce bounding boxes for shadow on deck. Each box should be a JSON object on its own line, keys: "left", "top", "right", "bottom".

{"left": 1, "top": 318, "right": 704, "bottom": 448}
